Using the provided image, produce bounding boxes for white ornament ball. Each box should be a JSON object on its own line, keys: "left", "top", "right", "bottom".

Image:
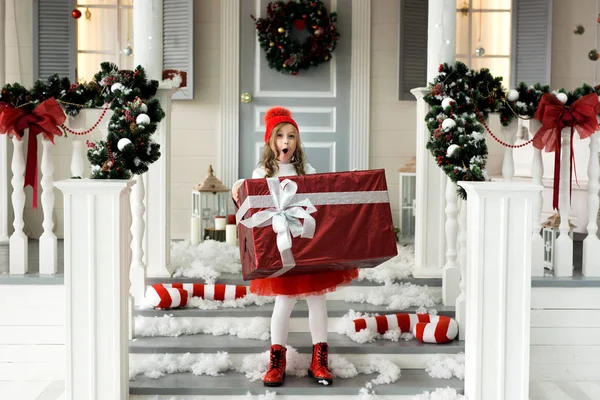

{"left": 441, "top": 98, "right": 455, "bottom": 109}
{"left": 136, "top": 113, "right": 151, "bottom": 125}
{"left": 442, "top": 118, "right": 456, "bottom": 130}
{"left": 556, "top": 92, "right": 568, "bottom": 104}
{"left": 446, "top": 144, "right": 460, "bottom": 158}
{"left": 111, "top": 82, "right": 124, "bottom": 93}
{"left": 117, "top": 138, "right": 132, "bottom": 151}
{"left": 139, "top": 103, "right": 148, "bottom": 113}
{"left": 507, "top": 89, "right": 519, "bottom": 102}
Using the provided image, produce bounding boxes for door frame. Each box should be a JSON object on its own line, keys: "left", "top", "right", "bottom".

{"left": 219, "top": 0, "right": 371, "bottom": 188}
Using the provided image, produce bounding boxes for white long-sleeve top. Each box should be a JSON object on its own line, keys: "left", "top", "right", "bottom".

{"left": 232, "top": 161, "right": 316, "bottom": 198}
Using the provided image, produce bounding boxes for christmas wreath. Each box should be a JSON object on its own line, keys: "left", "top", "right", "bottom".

{"left": 424, "top": 61, "right": 600, "bottom": 200}
{"left": 252, "top": 0, "right": 340, "bottom": 75}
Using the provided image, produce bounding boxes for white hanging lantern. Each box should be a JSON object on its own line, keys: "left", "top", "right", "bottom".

{"left": 541, "top": 213, "right": 575, "bottom": 272}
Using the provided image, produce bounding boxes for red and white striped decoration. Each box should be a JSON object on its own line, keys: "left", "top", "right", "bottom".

{"left": 353, "top": 313, "right": 458, "bottom": 344}
{"left": 145, "top": 283, "right": 249, "bottom": 309}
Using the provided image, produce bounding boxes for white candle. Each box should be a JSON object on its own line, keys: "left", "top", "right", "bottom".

{"left": 226, "top": 224, "right": 237, "bottom": 246}
{"left": 215, "top": 216, "right": 226, "bottom": 230}
{"left": 191, "top": 216, "right": 200, "bottom": 246}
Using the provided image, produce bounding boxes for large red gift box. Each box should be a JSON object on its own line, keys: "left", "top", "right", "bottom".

{"left": 235, "top": 169, "right": 398, "bottom": 280}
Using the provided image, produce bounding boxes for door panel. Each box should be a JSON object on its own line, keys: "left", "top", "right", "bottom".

{"left": 239, "top": 0, "right": 351, "bottom": 178}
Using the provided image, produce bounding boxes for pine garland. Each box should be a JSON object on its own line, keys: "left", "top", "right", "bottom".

{"left": 425, "top": 61, "right": 600, "bottom": 198}
{"left": 252, "top": 0, "right": 339, "bottom": 75}
{"left": 0, "top": 62, "right": 165, "bottom": 180}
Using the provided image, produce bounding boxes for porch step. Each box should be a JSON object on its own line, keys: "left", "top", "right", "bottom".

{"left": 147, "top": 273, "right": 443, "bottom": 288}
{"left": 130, "top": 332, "right": 464, "bottom": 355}
{"left": 134, "top": 301, "right": 455, "bottom": 319}
{"left": 128, "top": 369, "right": 464, "bottom": 397}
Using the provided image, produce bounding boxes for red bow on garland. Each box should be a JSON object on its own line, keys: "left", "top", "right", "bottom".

{"left": 533, "top": 93, "right": 600, "bottom": 210}
{"left": 0, "top": 98, "right": 66, "bottom": 208}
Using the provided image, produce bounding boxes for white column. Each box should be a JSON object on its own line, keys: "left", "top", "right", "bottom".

{"left": 349, "top": 0, "right": 371, "bottom": 171}
{"left": 458, "top": 181, "right": 542, "bottom": 400}
{"left": 39, "top": 138, "right": 57, "bottom": 274}
{"left": 134, "top": 0, "right": 171, "bottom": 277}
{"left": 219, "top": 0, "right": 240, "bottom": 190}
{"left": 426, "top": 0, "right": 456, "bottom": 81}
{"left": 412, "top": 88, "right": 446, "bottom": 278}
{"left": 133, "top": 0, "right": 163, "bottom": 81}
{"left": 554, "top": 128, "right": 574, "bottom": 277}
{"left": 129, "top": 174, "right": 146, "bottom": 304}
{"left": 442, "top": 177, "right": 460, "bottom": 305}
{"left": 143, "top": 87, "right": 172, "bottom": 277}
{"left": 0, "top": 0, "right": 7, "bottom": 244}
{"left": 530, "top": 120, "right": 544, "bottom": 277}
{"left": 55, "top": 179, "right": 134, "bottom": 400}
{"left": 412, "top": 0, "right": 456, "bottom": 278}
{"left": 10, "top": 136, "right": 27, "bottom": 274}
{"left": 583, "top": 131, "right": 600, "bottom": 276}
{"left": 455, "top": 198, "right": 467, "bottom": 340}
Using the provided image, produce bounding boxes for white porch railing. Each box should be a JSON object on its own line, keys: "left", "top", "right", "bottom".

{"left": 1, "top": 108, "right": 155, "bottom": 304}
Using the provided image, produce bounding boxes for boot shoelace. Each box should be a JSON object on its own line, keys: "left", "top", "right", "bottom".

{"left": 270, "top": 350, "right": 283, "bottom": 370}
{"left": 317, "top": 344, "right": 328, "bottom": 368}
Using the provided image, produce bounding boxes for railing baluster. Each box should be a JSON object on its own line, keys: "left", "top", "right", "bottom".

{"left": 554, "top": 128, "right": 574, "bottom": 277}
{"left": 501, "top": 119, "right": 518, "bottom": 182}
{"left": 529, "top": 119, "right": 545, "bottom": 277}
{"left": 9, "top": 135, "right": 27, "bottom": 274}
{"left": 39, "top": 137, "right": 57, "bottom": 274}
{"left": 456, "top": 198, "right": 467, "bottom": 340}
{"left": 442, "top": 177, "right": 461, "bottom": 305}
{"left": 583, "top": 131, "right": 600, "bottom": 276}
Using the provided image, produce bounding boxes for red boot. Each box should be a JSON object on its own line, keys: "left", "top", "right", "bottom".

{"left": 264, "top": 344, "right": 287, "bottom": 387}
{"left": 308, "top": 342, "right": 333, "bottom": 385}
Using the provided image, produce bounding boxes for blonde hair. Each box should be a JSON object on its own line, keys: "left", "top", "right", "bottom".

{"left": 260, "top": 122, "right": 306, "bottom": 177}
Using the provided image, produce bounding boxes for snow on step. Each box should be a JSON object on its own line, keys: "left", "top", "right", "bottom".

{"left": 128, "top": 370, "right": 463, "bottom": 397}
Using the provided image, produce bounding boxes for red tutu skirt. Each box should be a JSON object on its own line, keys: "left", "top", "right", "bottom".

{"left": 249, "top": 268, "right": 359, "bottom": 297}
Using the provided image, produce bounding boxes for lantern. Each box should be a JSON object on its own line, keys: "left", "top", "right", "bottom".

{"left": 398, "top": 157, "right": 417, "bottom": 244}
{"left": 541, "top": 213, "right": 575, "bottom": 271}
{"left": 191, "top": 165, "right": 230, "bottom": 245}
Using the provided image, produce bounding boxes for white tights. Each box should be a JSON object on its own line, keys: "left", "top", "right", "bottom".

{"left": 270, "top": 294, "right": 328, "bottom": 346}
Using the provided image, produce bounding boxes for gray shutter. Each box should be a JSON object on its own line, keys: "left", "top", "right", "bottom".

{"left": 511, "top": 0, "right": 553, "bottom": 87}
{"left": 163, "top": 0, "right": 194, "bottom": 100}
{"left": 33, "top": 0, "right": 76, "bottom": 82}
{"left": 398, "top": 0, "right": 428, "bottom": 100}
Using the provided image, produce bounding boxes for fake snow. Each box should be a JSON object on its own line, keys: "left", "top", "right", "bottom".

{"left": 245, "top": 391, "right": 278, "bottom": 399}
{"left": 238, "top": 346, "right": 401, "bottom": 386}
{"left": 170, "top": 240, "right": 241, "bottom": 283}
{"left": 412, "top": 387, "right": 467, "bottom": 400}
{"left": 357, "top": 244, "right": 415, "bottom": 284}
{"left": 187, "top": 292, "right": 275, "bottom": 309}
{"left": 425, "top": 353, "right": 465, "bottom": 380}
{"left": 129, "top": 352, "right": 231, "bottom": 379}
{"left": 135, "top": 314, "right": 271, "bottom": 341}
{"left": 345, "top": 281, "right": 441, "bottom": 311}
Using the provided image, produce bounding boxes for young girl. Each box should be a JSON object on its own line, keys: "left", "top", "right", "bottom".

{"left": 232, "top": 107, "right": 358, "bottom": 387}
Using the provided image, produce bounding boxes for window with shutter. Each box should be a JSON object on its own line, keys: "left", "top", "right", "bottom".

{"left": 33, "top": 0, "right": 76, "bottom": 82}
{"left": 163, "top": 0, "right": 194, "bottom": 100}
{"left": 398, "top": 0, "right": 428, "bottom": 101}
{"left": 511, "top": 0, "right": 552, "bottom": 87}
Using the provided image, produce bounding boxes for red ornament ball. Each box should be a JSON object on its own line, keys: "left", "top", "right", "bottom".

{"left": 71, "top": 9, "right": 82, "bottom": 19}
{"left": 292, "top": 71, "right": 298, "bottom": 76}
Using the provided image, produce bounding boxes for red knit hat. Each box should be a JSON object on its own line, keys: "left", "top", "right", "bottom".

{"left": 263, "top": 106, "right": 299, "bottom": 143}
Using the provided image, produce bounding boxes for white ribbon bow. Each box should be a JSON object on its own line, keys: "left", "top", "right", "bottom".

{"left": 240, "top": 177, "right": 317, "bottom": 275}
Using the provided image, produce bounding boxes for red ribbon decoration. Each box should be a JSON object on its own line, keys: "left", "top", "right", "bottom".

{"left": 0, "top": 98, "right": 66, "bottom": 208}
{"left": 533, "top": 93, "right": 600, "bottom": 210}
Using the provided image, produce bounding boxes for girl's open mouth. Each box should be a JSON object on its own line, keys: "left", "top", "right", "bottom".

{"left": 282, "top": 148, "right": 288, "bottom": 154}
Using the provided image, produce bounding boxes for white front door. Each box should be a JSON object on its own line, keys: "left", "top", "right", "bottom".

{"left": 239, "top": 0, "right": 352, "bottom": 178}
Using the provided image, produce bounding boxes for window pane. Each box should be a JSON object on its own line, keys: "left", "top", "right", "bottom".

{"left": 469, "top": 57, "right": 510, "bottom": 86}
{"left": 471, "top": 0, "right": 511, "bottom": 10}
{"left": 456, "top": 11, "right": 470, "bottom": 55}
{"left": 77, "top": 0, "right": 117, "bottom": 5}
{"left": 119, "top": 6, "right": 134, "bottom": 70}
{"left": 472, "top": 11, "right": 511, "bottom": 56}
{"left": 77, "top": 7, "right": 118, "bottom": 52}
{"left": 77, "top": 52, "right": 118, "bottom": 82}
